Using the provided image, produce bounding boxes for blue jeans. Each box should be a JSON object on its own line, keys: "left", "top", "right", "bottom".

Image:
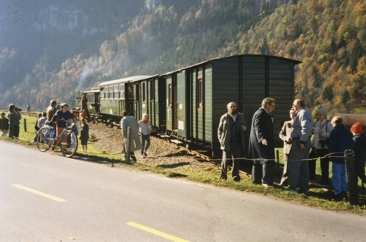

{"left": 332, "top": 163, "right": 347, "bottom": 195}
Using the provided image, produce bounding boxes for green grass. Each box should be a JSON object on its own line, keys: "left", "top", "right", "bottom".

{"left": 2, "top": 115, "right": 366, "bottom": 215}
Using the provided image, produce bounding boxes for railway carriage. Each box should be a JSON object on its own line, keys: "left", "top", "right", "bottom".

{"left": 98, "top": 75, "right": 151, "bottom": 122}
{"left": 129, "top": 75, "right": 166, "bottom": 130}
{"left": 81, "top": 54, "right": 301, "bottom": 156}
{"left": 82, "top": 89, "right": 100, "bottom": 116}
{"left": 161, "top": 55, "right": 300, "bottom": 156}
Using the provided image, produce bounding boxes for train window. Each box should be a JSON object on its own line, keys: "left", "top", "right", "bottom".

{"left": 150, "top": 81, "right": 155, "bottom": 100}
{"left": 168, "top": 83, "right": 172, "bottom": 105}
{"left": 142, "top": 83, "right": 146, "bottom": 102}
{"left": 136, "top": 86, "right": 140, "bottom": 101}
{"left": 119, "top": 84, "right": 124, "bottom": 99}
{"left": 197, "top": 70, "right": 204, "bottom": 106}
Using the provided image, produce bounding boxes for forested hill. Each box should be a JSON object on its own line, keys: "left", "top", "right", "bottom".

{"left": 1, "top": 0, "right": 365, "bottom": 114}
{"left": 222, "top": 0, "right": 366, "bottom": 113}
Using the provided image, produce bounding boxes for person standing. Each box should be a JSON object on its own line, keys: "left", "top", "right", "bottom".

{"left": 46, "top": 100, "right": 57, "bottom": 122}
{"left": 121, "top": 111, "right": 141, "bottom": 163}
{"left": 328, "top": 116, "right": 354, "bottom": 201}
{"left": 278, "top": 108, "right": 297, "bottom": 186}
{"left": 81, "top": 93, "right": 90, "bottom": 121}
{"left": 287, "top": 99, "right": 312, "bottom": 194}
{"left": 50, "top": 103, "right": 74, "bottom": 145}
{"left": 7, "top": 104, "right": 21, "bottom": 139}
{"left": 138, "top": 113, "right": 152, "bottom": 158}
{"left": 351, "top": 122, "right": 366, "bottom": 183}
{"left": 309, "top": 107, "right": 333, "bottom": 184}
{"left": 34, "top": 113, "right": 42, "bottom": 143}
{"left": 79, "top": 110, "right": 89, "bottom": 153}
{"left": 248, "top": 97, "right": 276, "bottom": 187}
{"left": 217, "top": 102, "right": 247, "bottom": 182}
{"left": 0, "top": 112, "right": 9, "bottom": 136}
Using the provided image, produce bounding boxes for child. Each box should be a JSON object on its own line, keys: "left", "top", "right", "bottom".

{"left": 351, "top": 122, "right": 366, "bottom": 183}
{"left": 328, "top": 116, "right": 354, "bottom": 201}
{"left": 0, "top": 112, "right": 9, "bottom": 136}
{"left": 79, "top": 110, "right": 89, "bottom": 153}
{"left": 138, "top": 113, "right": 152, "bottom": 158}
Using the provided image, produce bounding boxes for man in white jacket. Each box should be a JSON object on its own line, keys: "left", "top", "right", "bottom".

{"left": 120, "top": 111, "right": 141, "bottom": 163}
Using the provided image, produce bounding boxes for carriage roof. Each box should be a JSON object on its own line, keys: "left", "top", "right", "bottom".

{"left": 98, "top": 75, "right": 152, "bottom": 87}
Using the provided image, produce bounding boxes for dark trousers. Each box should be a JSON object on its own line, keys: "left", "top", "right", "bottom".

{"left": 309, "top": 148, "right": 329, "bottom": 182}
{"left": 141, "top": 135, "right": 151, "bottom": 154}
{"left": 252, "top": 160, "right": 274, "bottom": 185}
{"left": 288, "top": 142, "right": 310, "bottom": 192}
{"left": 9, "top": 125, "right": 19, "bottom": 138}
{"left": 221, "top": 150, "right": 240, "bottom": 181}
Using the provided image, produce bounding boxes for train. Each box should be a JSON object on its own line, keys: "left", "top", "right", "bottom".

{"left": 82, "top": 54, "right": 301, "bottom": 156}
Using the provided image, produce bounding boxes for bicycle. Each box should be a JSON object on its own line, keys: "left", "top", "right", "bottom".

{"left": 36, "top": 123, "right": 78, "bottom": 158}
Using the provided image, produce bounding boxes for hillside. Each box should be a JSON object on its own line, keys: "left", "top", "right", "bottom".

{"left": 222, "top": 0, "right": 366, "bottom": 113}
{"left": 0, "top": 0, "right": 291, "bottom": 108}
{"left": 0, "top": 0, "right": 365, "bottom": 114}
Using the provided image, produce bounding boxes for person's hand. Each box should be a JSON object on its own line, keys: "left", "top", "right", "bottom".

{"left": 261, "top": 139, "right": 268, "bottom": 146}
{"left": 300, "top": 143, "right": 305, "bottom": 151}
{"left": 286, "top": 137, "right": 292, "bottom": 144}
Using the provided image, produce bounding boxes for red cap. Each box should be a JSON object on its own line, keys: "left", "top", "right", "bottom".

{"left": 351, "top": 122, "right": 364, "bottom": 135}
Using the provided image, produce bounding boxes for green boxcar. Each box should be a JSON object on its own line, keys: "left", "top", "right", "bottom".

{"left": 162, "top": 55, "right": 300, "bottom": 156}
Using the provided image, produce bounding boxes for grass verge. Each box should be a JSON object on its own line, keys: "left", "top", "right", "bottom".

{"left": 1, "top": 115, "right": 366, "bottom": 215}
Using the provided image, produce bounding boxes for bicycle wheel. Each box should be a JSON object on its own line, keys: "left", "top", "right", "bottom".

{"left": 36, "top": 127, "right": 51, "bottom": 152}
{"left": 61, "top": 132, "right": 78, "bottom": 158}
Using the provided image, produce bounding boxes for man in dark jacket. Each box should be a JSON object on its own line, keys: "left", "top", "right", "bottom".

{"left": 217, "top": 102, "right": 247, "bottom": 181}
{"left": 7, "top": 104, "right": 21, "bottom": 139}
{"left": 329, "top": 116, "right": 354, "bottom": 200}
{"left": 248, "top": 97, "right": 276, "bottom": 187}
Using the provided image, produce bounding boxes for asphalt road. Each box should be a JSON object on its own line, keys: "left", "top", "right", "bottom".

{"left": 1, "top": 141, "right": 366, "bottom": 242}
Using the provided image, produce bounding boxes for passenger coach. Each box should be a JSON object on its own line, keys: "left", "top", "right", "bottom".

{"left": 81, "top": 54, "right": 301, "bottom": 156}
{"left": 97, "top": 75, "right": 151, "bottom": 122}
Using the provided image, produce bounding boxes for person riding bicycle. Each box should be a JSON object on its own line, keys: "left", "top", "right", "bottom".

{"left": 46, "top": 100, "right": 58, "bottom": 122}
{"left": 50, "top": 103, "right": 74, "bottom": 145}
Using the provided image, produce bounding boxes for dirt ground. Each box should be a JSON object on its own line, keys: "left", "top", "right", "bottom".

{"left": 89, "top": 122, "right": 216, "bottom": 171}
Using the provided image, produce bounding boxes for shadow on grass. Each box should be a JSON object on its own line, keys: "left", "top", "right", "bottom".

{"left": 166, "top": 172, "right": 188, "bottom": 178}
{"left": 158, "top": 162, "right": 190, "bottom": 169}
{"left": 72, "top": 153, "right": 132, "bottom": 166}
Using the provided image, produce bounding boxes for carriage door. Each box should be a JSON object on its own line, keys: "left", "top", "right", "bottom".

{"left": 166, "top": 76, "right": 177, "bottom": 132}
{"left": 172, "top": 75, "right": 178, "bottom": 132}
{"left": 125, "top": 84, "right": 134, "bottom": 115}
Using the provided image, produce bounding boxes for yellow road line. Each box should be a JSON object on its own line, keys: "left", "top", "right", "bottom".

{"left": 12, "top": 184, "right": 66, "bottom": 203}
{"left": 127, "top": 221, "right": 189, "bottom": 242}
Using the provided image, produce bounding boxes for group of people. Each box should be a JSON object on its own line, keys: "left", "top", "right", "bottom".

{"left": 42, "top": 100, "right": 90, "bottom": 152}
{"left": 218, "top": 97, "right": 366, "bottom": 201}
{"left": 120, "top": 111, "right": 152, "bottom": 162}
{"left": 0, "top": 104, "right": 22, "bottom": 139}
